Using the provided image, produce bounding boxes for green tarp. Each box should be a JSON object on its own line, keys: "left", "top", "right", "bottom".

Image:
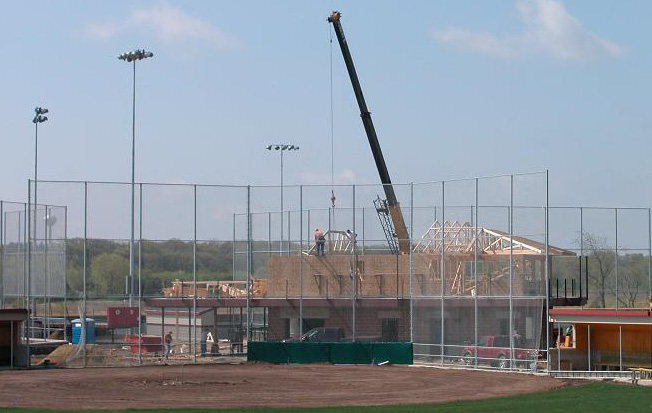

{"left": 248, "top": 341, "right": 413, "bottom": 365}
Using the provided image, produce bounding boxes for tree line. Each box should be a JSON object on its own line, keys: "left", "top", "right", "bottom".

{"left": 552, "top": 233, "right": 651, "bottom": 308}
{"left": 65, "top": 239, "right": 246, "bottom": 297}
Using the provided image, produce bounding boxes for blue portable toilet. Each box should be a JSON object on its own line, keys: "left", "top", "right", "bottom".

{"left": 71, "top": 318, "right": 96, "bottom": 344}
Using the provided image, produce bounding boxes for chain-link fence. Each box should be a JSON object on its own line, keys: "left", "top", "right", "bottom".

{"left": 3, "top": 173, "right": 650, "bottom": 371}
{"left": 1, "top": 201, "right": 67, "bottom": 346}
{"left": 547, "top": 206, "right": 652, "bottom": 372}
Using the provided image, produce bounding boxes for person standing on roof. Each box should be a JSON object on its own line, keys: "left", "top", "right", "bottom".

{"left": 314, "top": 228, "right": 325, "bottom": 256}
{"left": 346, "top": 229, "right": 357, "bottom": 245}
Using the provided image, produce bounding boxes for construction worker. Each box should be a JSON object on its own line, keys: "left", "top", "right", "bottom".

{"left": 164, "top": 331, "right": 173, "bottom": 360}
{"left": 314, "top": 228, "right": 325, "bottom": 256}
{"left": 346, "top": 229, "right": 357, "bottom": 245}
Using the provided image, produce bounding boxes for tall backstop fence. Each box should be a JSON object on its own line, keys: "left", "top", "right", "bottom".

{"left": 1, "top": 172, "right": 650, "bottom": 371}
{"left": 1, "top": 201, "right": 67, "bottom": 343}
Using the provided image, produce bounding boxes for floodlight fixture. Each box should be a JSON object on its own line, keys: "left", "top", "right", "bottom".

{"left": 118, "top": 49, "right": 154, "bottom": 62}
{"left": 33, "top": 107, "right": 49, "bottom": 124}
{"left": 265, "top": 143, "right": 300, "bottom": 255}
{"left": 266, "top": 143, "right": 300, "bottom": 152}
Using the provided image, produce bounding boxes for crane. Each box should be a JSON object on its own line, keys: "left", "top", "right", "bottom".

{"left": 328, "top": 11, "right": 410, "bottom": 254}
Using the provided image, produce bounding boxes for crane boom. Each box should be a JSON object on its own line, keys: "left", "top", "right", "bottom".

{"left": 328, "top": 11, "right": 410, "bottom": 254}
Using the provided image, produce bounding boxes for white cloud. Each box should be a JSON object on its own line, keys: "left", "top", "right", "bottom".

{"left": 86, "top": 4, "right": 240, "bottom": 50}
{"left": 86, "top": 22, "right": 122, "bottom": 41}
{"left": 432, "top": 0, "right": 625, "bottom": 61}
{"left": 432, "top": 28, "right": 522, "bottom": 59}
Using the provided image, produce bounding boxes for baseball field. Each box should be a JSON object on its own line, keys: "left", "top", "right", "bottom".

{"left": 1, "top": 363, "right": 650, "bottom": 411}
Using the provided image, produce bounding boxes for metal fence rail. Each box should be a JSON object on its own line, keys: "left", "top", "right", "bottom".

{"left": 550, "top": 370, "right": 635, "bottom": 379}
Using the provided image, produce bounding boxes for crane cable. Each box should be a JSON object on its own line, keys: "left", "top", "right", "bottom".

{"left": 329, "top": 24, "right": 336, "bottom": 210}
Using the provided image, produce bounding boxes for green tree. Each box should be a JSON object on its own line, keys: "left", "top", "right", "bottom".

{"left": 66, "top": 261, "right": 83, "bottom": 296}
{"left": 90, "top": 253, "right": 129, "bottom": 297}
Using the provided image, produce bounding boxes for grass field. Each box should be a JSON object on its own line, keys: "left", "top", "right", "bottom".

{"left": 2, "top": 382, "right": 652, "bottom": 412}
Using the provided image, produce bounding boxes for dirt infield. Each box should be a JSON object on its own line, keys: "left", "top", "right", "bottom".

{"left": 0, "top": 363, "right": 569, "bottom": 410}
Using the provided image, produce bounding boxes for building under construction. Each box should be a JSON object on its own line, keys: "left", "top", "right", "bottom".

{"left": 146, "top": 213, "right": 580, "bottom": 369}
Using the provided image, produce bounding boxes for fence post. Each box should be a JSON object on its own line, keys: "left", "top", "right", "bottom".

{"left": 509, "top": 175, "right": 514, "bottom": 370}
{"left": 440, "top": 181, "right": 445, "bottom": 364}
{"left": 545, "top": 170, "right": 550, "bottom": 373}
{"left": 299, "top": 185, "right": 303, "bottom": 341}
{"left": 352, "top": 185, "right": 356, "bottom": 341}
{"left": 193, "top": 185, "right": 197, "bottom": 363}
{"left": 615, "top": 208, "right": 619, "bottom": 310}
{"left": 246, "top": 186, "right": 251, "bottom": 343}
{"left": 82, "top": 181, "right": 88, "bottom": 367}
{"left": 474, "top": 177, "right": 479, "bottom": 368}
{"left": 409, "top": 183, "right": 414, "bottom": 343}
{"left": 26, "top": 180, "right": 31, "bottom": 367}
{"left": 138, "top": 184, "right": 143, "bottom": 364}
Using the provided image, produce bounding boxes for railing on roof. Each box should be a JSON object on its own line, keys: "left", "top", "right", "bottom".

{"left": 549, "top": 370, "right": 635, "bottom": 380}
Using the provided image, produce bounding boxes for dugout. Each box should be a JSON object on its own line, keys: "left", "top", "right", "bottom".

{"left": 0, "top": 309, "right": 28, "bottom": 368}
{"left": 549, "top": 308, "right": 652, "bottom": 371}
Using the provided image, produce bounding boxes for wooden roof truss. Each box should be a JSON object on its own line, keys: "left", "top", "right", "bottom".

{"left": 413, "top": 220, "right": 544, "bottom": 255}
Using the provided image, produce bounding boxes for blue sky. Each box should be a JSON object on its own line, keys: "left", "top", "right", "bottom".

{"left": 2, "top": 0, "right": 651, "bottom": 211}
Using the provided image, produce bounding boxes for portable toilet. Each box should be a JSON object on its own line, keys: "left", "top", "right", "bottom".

{"left": 71, "top": 318, "right": 96, "bottom": 344}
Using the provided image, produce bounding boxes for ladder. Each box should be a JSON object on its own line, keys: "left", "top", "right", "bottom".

{"left": 374, "top": 196, "right": 399, "bottom": 255}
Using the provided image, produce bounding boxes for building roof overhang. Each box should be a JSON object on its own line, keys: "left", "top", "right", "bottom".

{"left": 0, "top": 309, "right": 28, "bottom": 322}
{"left": 549, "top": 308, "right": 652, "bottom": 325}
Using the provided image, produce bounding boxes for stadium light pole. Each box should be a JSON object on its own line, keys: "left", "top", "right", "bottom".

{"left": 265, "top": 144, "right": 299, "bottom": 255}
{"left": 32, "top": 107, "right": 48, "bottom": 223}
{"left": 31, "top": 107, "right": 48, "bottom": 339}
{"left": 118, "top": 49, "right": 153, "bottom": 306}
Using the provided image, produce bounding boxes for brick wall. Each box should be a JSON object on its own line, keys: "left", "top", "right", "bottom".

{"left": 265, "top": 253, "right": 545, "bottom": 298}
{"left": 264, "top": 302, "right": 412, "bottom": 342}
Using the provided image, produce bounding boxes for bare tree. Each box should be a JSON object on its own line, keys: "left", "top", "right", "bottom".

{"left": 581, "top": 233, "right": 614, "bottom": 308}
{"left": 619, "top": 269, "right": 642, "bottom": 307}
{"left": 617, "top": 254, "right": 647, "bottom": 308}
{"left": 581, "top": 233, "right": 647, "bottom": 308}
